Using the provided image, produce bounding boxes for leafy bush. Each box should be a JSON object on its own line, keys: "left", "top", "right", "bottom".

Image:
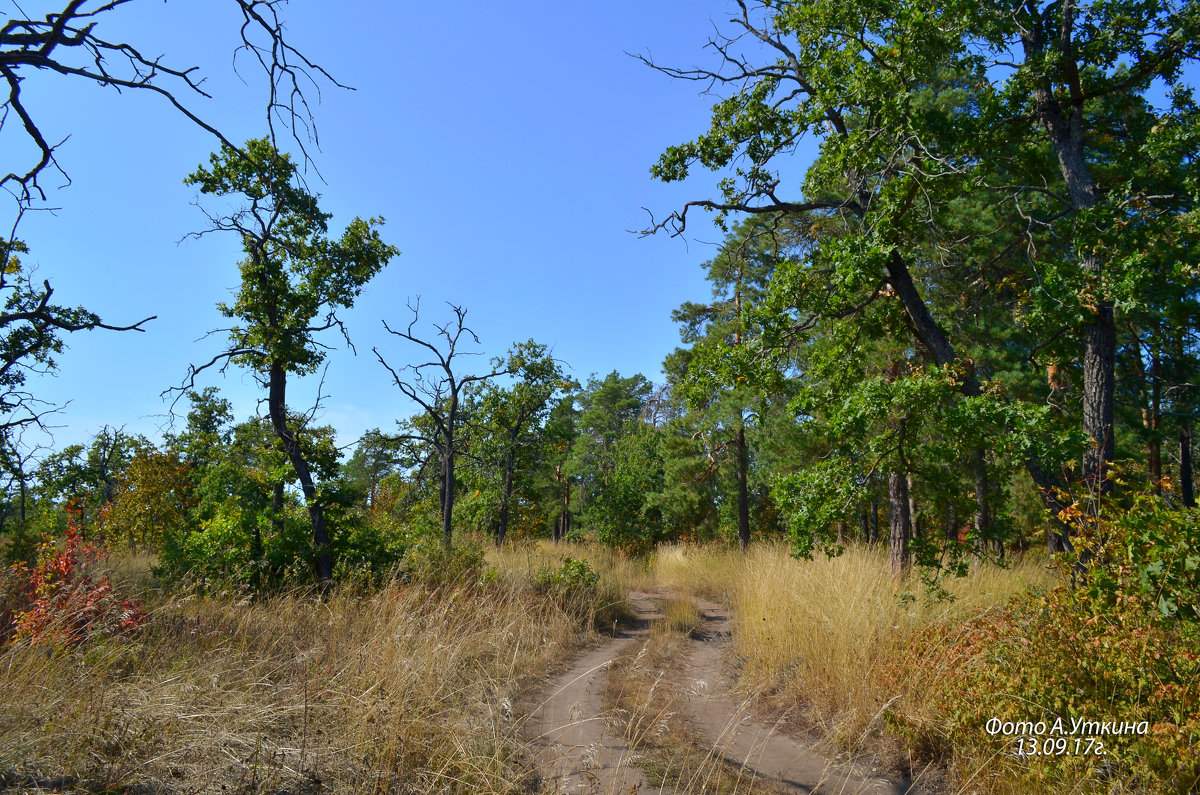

{"left": 3, "top": 528, "right": 145, "bottom": 645}
{"left": 532, "top": 556, "right": 600, "bottom": 594}
{"left": 403, "top": 538, "right": 490, "bottom": 588}
{"left": 888, "top": 501, "right": 1200, "bottom": 793}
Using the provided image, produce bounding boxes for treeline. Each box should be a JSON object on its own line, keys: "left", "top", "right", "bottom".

{"left": 0, "top": 203, "right": 1197, "bottom": 585}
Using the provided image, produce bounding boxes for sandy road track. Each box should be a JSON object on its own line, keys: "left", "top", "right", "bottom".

{"left": 525, "top": 592, "right": 907, "bottom": 795}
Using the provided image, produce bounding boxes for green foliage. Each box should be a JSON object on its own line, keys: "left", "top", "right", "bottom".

{"left": 103, "top": 448, "right": 195, "bottom": 551}
{"left": 1074, "top": 497, "right": 1200, "bottom": 622}
{"left": 186, "top": 138, "right": 398, "bottom": 379}
{"left": 890, "top": 501, "right": 1200, "bottom": 793}
{"left": 584, "top": 424, "right": 669, "bottom": 553}
{"left": 531, "top": 556, "right": 600, "bottom": 594}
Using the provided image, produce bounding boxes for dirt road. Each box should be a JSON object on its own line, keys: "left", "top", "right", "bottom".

{"left": 524, "top": 592, "right": 907, "bottom": 794}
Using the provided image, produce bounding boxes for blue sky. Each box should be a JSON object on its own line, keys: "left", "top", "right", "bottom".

{"left": 6, "top": 0, "right": 788, "bottom": 452}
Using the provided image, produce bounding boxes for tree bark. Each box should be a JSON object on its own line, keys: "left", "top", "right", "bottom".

{"left": 1182, "top": 423, "right": 1195, "bottom": 509}
{"left": 1130, "top": 332, "right": 1163, "bottom": 492}
{"left": 889, "top": 469, "right": 912, "bottom": 578}
{"left": 268, "top": 360, "right": 332, "bottom": 586}
{"left": 1021, "top": 13, "right": 1115, "bottom": 500}
{"left": 552, "top": 464, "right": 570, "bottom": 543}
{"left": 735, "top": 422, "right": 751, "bottom": 552}
{"left": 1150, "top": 344, "right": 1163, "bottom": 492}
{"left": 496, "top": 451, "right": 515, "bottom": 547}
{"left": 439, "top": 394, "right": 458, "bottom": 550}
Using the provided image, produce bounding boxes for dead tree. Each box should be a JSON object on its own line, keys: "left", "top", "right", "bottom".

{"left": 373, "top": 301, "right": 508, "bottom": 549}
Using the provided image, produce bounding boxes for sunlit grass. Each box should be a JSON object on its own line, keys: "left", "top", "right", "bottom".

{"left": 0, "top": 548, "right": 611, "bottom": 794}
{"left": 656, "top": 540, "right": 1058, "bottom": 755}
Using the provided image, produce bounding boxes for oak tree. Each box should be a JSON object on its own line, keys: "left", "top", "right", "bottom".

{"left": 179, "top": 138, "right": 397, "bottom": 585}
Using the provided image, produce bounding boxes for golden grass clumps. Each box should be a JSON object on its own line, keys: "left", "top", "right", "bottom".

{"left": 656, "top": 597, "right": 702, "bottom": 638}
{"left": 734, "top": 543, "right": 1057, "bottom": 747}
{"left": 0, "top": 554, "right": 611, "bottom": 794}
{"left": 676, "top": 542, "right": 1057, "bottom": 752}
{"left": 652, "top": 543, "right": 744, "bottom": 599}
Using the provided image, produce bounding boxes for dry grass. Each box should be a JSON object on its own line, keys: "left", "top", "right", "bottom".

{"left": 489, "top": 539, "right": 652, "bottom": 595}
{"left": 605, "top": 611, "right": 765, "bottom": 794}
{"left": 655, "top": 597, "right": 702, "bottom": 638}
{"left": 653, "top": 544, "right": 745, "bottom": 600}
{"left": 0, "top": 555, "right": 613, "bottom": 794}
{"left": 654, "top": 540, "right": 1057, "bottom": 767}
{"left": 727, "top": 543, "right": 1057, "bottom": 752}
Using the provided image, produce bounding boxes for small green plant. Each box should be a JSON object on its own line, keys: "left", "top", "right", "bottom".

{"left": 532, "top": 556, "right": 599, "bottom": 593}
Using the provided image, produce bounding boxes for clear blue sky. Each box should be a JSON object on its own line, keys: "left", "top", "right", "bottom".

{"left": 6, "top": 0, "right": 784, "bottom": 452}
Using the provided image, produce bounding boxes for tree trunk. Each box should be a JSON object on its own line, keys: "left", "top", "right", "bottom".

{"left": 439, "top": 395, "right": 458, "bottom": 550}
{"left": 907, "top": 475, "right": 920, "bottom": 539}
{"left": 735, "top": 422, "right": 751, "bottom": 552}
{"left": 440, "top": 446, "right": 454, "bottom": 549}
{"left": 1150, "top": 344, "right": 1163, "bottom": 492}
{"left": 973, "top": 448, "right": 999, "bottom": 558}
{"left": 496, "top": 452, "right": 515, "bottom": 547}
{"left": 1130, "top": 331, "right": 1162, "bottom": 492}
{"left": 1021, "top": 17, "right": 1115, "bottom": 500}
{"left": 1182, "top": 423, "right": 1195, "bottom": 509}
{"left": 1082, "top": 307, "right": 1116, "bottom": 497}
{"left": 268, "top": 361, "right": 332, "bottom": 587}
{"left": 885, "top": 251, "right": 991, "bottom": 543}
{"left": 889, "top": 470, "right": 911, "bottom": 578}
{"left": 868, "top": 495, "right": 879, "bottom": 545}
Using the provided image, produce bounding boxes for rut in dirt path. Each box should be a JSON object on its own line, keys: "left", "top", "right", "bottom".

{"left": 524, "top": 591, "right": 908, "bottom": 795}
{"left": 678, "top": 595, "right": 905, "bottom": 795}
{"left": 524, "top": 593, "right": 663, "bottom": 794}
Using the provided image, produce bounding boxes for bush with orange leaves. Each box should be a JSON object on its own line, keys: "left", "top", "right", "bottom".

{"left": 3, "top": 511, "right": 144, "bottom": 644}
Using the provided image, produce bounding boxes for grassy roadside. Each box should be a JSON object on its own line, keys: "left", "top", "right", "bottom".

{"left": 603, "top": 595, "right": 779, "bottom": 795}
{"left": 0, "top": 540, "right": 637, "bottom": 794}
{"left": 652, "top": 542, "right": 1059, "bottom": 787}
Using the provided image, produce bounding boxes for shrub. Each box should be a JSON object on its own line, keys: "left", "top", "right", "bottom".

{"left": 889, "top": 501, "right": 1200, "bottom": 794}
{"left": 532, "top": 555, "right": 599, "bottom": 593}
{"left": 403, "top": 537, "right": 490, "bottom": 588}
{"left": 5, "top": 529, "right": 145, "bottom": 645}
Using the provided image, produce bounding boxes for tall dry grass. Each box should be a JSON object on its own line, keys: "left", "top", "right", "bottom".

{"left": 656, "top": 541, "right": 1058, "bottom": 754}
{"left": 734, "top": 544, "right": 1057, "bottom": 747}
{"left": 0, "top": 563, "right": 604, "bottom": 793}
{"left": 653, "top": 543, "right": 745, "bottom": 599}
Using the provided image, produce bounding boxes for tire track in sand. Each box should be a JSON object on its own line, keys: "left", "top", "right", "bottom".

{"left": 523, "top": 594, "right": 663, "bottom": 794}
{"left": 525, "top": 592, "right": 908, "bottom": 795}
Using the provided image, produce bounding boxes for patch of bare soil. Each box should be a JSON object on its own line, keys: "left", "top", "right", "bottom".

{"left": 523, "top": 594, "right": 665, "bottom": 793}
{"left": 678, "top": 596, "right": 904, "bottom": 795}
{"left": 524, "top": 591, "right": 910, "bottom": 795}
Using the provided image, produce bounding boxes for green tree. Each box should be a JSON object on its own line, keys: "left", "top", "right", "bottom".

{"left": 468, "top": 342, "right": 566, "bottom": 546}
{"left": 2, "top": 1, "right": 332, "bottom": 462}
{"left": 667, "top": 217, "right": 783, "bottom": 550}
{"left": 180, "top": 138, "right": 398, "bottom": 586}
{"left": 105, "top": 446, "right": 195, "bottom": 551}
{"left": 644, "top": 0, "right": 1199, "bottom": 563}
{"left": 343, "top": 429, "right": 402, "bottom": 510}
{"left": 568, "top": 372, "right": 663, "bottom": 548}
